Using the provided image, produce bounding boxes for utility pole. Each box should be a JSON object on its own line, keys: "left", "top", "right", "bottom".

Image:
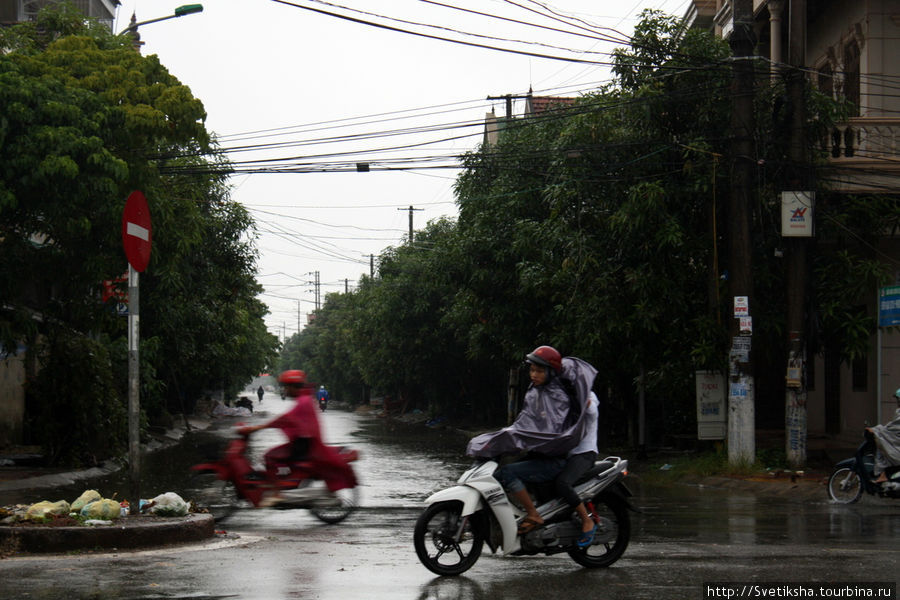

{"left": 369, "top": 254, "right": 375, "bottom": 278}
{"left": 784, "top": 0, "right": 810, "bottom": 469}
{"left": 487, "top": 92, "right": 532, "bottom": 119}
{"left": 727, "top": 0, "right": 757, "bottom": 466}
{"left": 398, "top": 205, "right": 424, "bottom": 243}
{"left": 314, "top": 271, "right": 320, "bottom": 311}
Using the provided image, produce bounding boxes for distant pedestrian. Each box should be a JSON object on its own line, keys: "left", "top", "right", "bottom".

{"left": 257, "top": 385, "right": 265, "bottom": 404}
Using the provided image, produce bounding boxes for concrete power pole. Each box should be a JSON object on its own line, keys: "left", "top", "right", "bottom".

{"left": 727, "top": 0, "right": 757, "bottom": 466}
{"left": 785, "top": 0, "right": 810, "bottom": 469}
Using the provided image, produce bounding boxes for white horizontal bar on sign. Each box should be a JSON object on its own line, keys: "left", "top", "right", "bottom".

{"left": 126, "top": 222, "right": 150, "bottom": 241}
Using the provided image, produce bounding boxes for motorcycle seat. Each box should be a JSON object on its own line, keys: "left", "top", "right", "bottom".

{"left": 574, "top": 459, "right": 617, "bottom": 485}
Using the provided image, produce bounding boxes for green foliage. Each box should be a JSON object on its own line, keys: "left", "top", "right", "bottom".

{"left": 26, "top": 331, "right": 126, "bottom": 466}
{"left": 277, "top": 10, "right": 896, "bottom": 447}
{"left": 1, "top": 5, "right": 279, "bottom": 460}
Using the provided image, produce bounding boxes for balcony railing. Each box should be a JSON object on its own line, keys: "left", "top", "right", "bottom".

{"left": 824, "top": 117, "right": 900, "bottom": 160}
{"left": 822, "top": 117, "right": 900, "bottom": 193}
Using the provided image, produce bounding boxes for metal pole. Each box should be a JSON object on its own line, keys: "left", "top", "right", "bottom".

{"left": 127, "top": 265, "right": 141, "bottom": 514}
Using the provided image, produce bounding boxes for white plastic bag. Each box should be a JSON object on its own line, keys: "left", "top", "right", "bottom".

{"left": 148, "top": 492, "right": 189, "bottom": 516}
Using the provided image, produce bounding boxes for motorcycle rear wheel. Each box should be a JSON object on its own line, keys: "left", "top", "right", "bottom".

{"left": 827, "top": 467, "right": 864, "bottom": 503}
{"left": 308, "top": 485, "right": 360, "bottom": 524}
{"left": 185, "top": 472, "right": 240, "bottom": 522}
{"left": 414, "top": 501, "right": 485, "bottom": 576}
{"left": 567, "top": 494, "right": 630, "bottom": 568}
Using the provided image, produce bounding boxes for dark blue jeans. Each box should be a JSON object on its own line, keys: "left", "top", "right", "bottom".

{"left": 555, "top": 451, "right": 598, "bottom": 507}
{"left": 494, "top": 456, "right": 567, "bottom": 493}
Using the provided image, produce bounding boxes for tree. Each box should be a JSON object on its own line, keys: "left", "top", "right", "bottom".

{"left": 276, "top": 10, "right": 893, "bottom": 453}
{"left": 0, "top": 5, "right": 278, "bottom": 463}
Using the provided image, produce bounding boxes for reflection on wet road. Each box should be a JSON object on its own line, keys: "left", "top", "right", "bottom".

{"left": 0, "top": 403, "right": 897, "bottom": 600}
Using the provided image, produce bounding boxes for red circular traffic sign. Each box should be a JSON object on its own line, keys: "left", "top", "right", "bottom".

{"left": 122, "top": 190, "right": 152, "bottom": 272}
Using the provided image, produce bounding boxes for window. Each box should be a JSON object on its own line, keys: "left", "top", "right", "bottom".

{"left": 817, "top": 63, "right": 834, "bottom": 99}
{"left": 843, "top": 40, "right": 860, "bottom": 116}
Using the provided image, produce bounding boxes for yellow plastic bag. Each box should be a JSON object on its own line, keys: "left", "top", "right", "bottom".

{"left": 71, "top": 490, "right": 102, "bottom": 513}
{"left": 80, "top": 499, "right": 122, "bottom": 520}
{"left": 26, "top": 500, "right": 71, "bottom": 521}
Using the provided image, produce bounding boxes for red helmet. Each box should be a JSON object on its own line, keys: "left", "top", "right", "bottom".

{"left": 278, "top": 370, "right": 306, "bottom": 385}
{"left": 526, "top": 346, "right": 562, "bottom": 374}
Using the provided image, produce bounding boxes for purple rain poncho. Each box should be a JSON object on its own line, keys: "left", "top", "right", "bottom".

{"left": 466, "top": 357, "right": 598, "bottom": 458}
{"left": 872, "top": 408, "right": 900, "bottom": 475}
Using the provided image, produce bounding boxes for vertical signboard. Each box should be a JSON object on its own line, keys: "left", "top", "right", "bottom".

{"left": 781, "top": 191, "right": 815, "bottom": 237}
{"left": 696, "top": 371, "right": 726, "bottom": 440}
{"left": 879, "top": 286, "right": 900, "bottom": 327}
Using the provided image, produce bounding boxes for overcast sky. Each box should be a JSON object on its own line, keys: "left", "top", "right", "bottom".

{"left": 111, "top": 0, "right": 692, "bottom": 341}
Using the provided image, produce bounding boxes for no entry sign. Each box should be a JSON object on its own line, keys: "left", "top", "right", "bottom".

{"left": 122, "top": 191, "right": 152, "bottom": 272}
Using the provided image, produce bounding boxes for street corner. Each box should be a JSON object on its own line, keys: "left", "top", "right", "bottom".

{"left": 0, "top": 513, "right": 215, "bottom": 555}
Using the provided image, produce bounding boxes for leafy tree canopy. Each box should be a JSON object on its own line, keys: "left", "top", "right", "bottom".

{"left": 0, "top": 3, "right": 278, "bottom": 463}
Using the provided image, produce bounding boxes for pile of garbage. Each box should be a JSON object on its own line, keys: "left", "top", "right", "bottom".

{"left": 0, "top": 490, "right": 191, "bottom": 527}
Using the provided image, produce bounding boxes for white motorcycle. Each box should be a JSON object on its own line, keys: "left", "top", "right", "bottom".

{"left": 414, "top": 456, "right": 633, "bottom": 576}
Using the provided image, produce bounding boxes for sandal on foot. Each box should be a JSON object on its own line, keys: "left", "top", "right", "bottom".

{"left": 517, "top": 516, "right": 544, "bottom": 535}
{"left": 576, "top": 525, "right": 597, "bottom": 548}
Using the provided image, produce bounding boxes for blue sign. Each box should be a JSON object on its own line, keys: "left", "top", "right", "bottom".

{"left": 879, "top": 286, "right": 900, "bottom": 327}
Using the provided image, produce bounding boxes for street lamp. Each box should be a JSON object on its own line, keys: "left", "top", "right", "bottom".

{"left": 118, "top": 4, "right": 203, "bottom": 35}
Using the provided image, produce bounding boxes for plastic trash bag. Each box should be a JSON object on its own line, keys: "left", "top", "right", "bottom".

{"left": 148, "top": 492, "right": 189, "bottom": 516}
{"left": 71, "top": 490, "right": 102, "bottom": 513}
{"left": 26, "top": 500, "right": 71, "bottom": 521}
{"left": 80, "top": 498, "right": 122, "bottom": 520}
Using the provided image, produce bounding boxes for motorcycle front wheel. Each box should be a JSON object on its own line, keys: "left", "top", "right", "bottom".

{"left": 414, "top": 501, "right": 485, "bottom": 576}
{"left": 567, "top": 493, "right": 630, "bottom": 568}
{"left": 185, "top": 472, "right": 240, "bottom": 522}
{"left": 827, "top": 467, "right": 864, "bottom": 503}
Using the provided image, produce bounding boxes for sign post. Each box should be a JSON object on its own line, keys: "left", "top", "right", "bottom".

{"left": 122, "top": 191, "right": 152, "bottom": 515}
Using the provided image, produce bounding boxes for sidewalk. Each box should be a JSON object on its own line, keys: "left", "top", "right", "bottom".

{"left": 0, "top": 415, "right": 218, "bottom": 555}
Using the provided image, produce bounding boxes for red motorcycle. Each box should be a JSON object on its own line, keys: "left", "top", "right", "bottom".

{"left": 187, "top": 429, "right": 360, "bottom": 524}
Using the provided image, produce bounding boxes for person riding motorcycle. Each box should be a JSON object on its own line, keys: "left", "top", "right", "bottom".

{"left": 317, "top": 385, "right": 330, "bottom": 410}
{"left": 867, "top": 387, "right": 900, "bottom": 484}
{"left": 238, "top": 369, "right": 356, "bottom": 505}
{"left": 466, "top": 345, "right": 599, "bottom": 546}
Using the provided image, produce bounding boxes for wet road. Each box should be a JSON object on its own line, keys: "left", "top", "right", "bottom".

{"left": 0, "top": 397, "right": 897, "bottom": 600}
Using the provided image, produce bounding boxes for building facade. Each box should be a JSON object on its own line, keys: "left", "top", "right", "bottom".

{"left": 696, "top": 0, "right": 900, "bottom": 443}
{"left": 0, "top": 0, "right": 118, "bottom": 31}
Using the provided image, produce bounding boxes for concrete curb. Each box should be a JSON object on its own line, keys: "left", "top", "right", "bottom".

{"left": 0, "top": 513, "right": 215, "bottom": 553}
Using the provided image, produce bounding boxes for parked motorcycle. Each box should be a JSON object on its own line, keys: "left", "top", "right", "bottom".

{"left": 187, "top": 429, "right": 360, "bottom": 523}
{"left": 414, "top": 456, "right": 633, "bottom": 576}
{"left": 827, "top": 430, "right": 900, "bottom": 503}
